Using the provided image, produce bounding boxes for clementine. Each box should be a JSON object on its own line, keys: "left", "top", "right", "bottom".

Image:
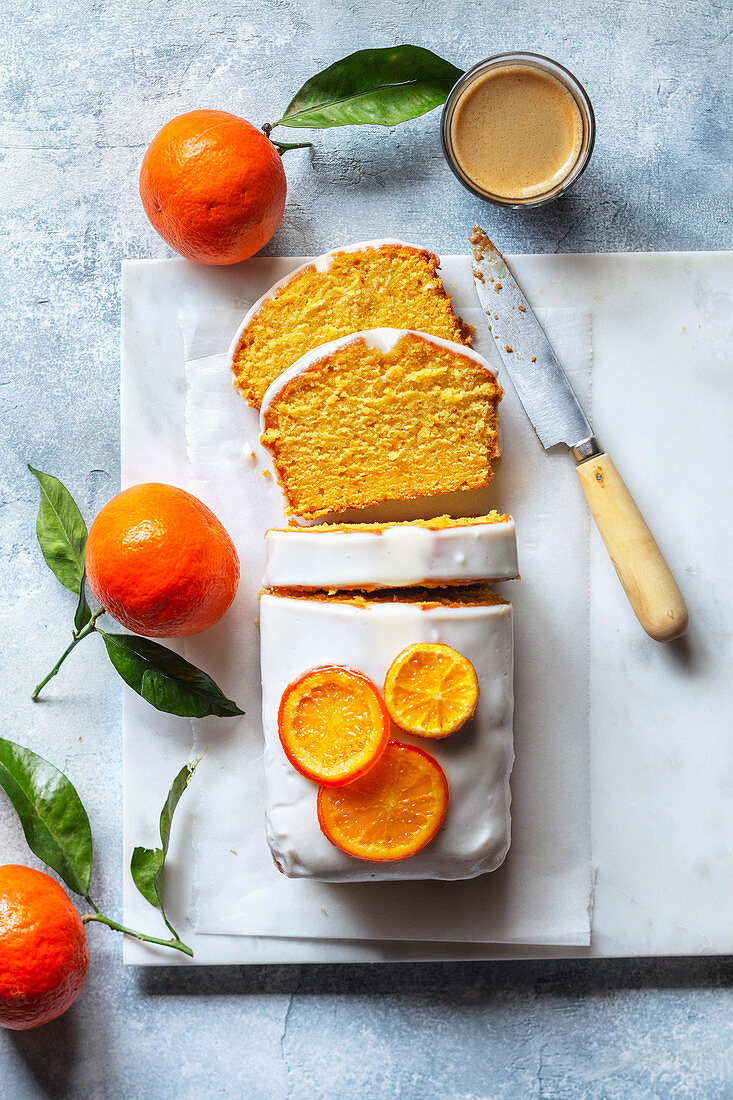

{"left": 85, "top": 483, "right": 240, "bottom": 637}
{"left": 139, "top": 109, "right": 286, "bottom": 265}
{"left": 0, "top": 865, "right": 89, "bottom": 1031}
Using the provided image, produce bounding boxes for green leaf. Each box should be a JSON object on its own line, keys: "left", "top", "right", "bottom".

{"left": 276, "top": 45, "right": 463, "bottom": 129}
{"left": 0, "top": 737, "right": 93, "bottom": 896}
{"left": 28, "top": 466, "right": 88, "bottom": 595}
{"left": 130, "top": 758, "right": 201, "bottom": 943}
{"left": 154, "top": 759, "right": 199, "bottom": 936}
{"left": 99, "top": 632, "right": 244, "bottom": 718}
{"left": 130, "top": 845, "right": 162, "bottom": 907}
{"left": 158, "top": 760, "right": 198, "bottom": 857}
{"left": 74, "top": 574, "right": 93, "bottom": 633}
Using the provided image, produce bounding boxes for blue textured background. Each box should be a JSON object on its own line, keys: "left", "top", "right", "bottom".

{"left": 1, "top": 0, "right": 731, "bottom": 1096}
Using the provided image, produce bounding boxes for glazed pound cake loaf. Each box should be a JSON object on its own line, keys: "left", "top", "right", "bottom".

{"left": 259, "top": 587, "right": 514, "bottom": 881}
{"left": 260, "top": 329, "right": 503, "bottom": 519}
{"left": 229, "top": 240, "right": 471, "bottom": 408}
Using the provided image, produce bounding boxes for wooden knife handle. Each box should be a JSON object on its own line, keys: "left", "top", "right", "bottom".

{"left": 576, "top": 453, "right": 689, "bottom": 642}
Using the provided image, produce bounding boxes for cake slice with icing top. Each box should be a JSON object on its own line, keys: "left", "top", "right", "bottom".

{"left": 259, "top": 328, "right": 502, "bottom": 520}
{"left": 229, "top": 239, "right": 471, "bottom": 409}
{"left": 263, "top": 513, "right": 518, "bottom": 590}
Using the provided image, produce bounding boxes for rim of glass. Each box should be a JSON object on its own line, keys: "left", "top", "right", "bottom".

{"left": 440, "top": 51, "right": 596, "bottom": 208}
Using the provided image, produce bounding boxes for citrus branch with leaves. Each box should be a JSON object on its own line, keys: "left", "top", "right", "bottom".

{"left": 28, "top": 467, "right": 243, "bottom": 719}
{"left": 0, "top": 737, "right": 201, "bottom": 957}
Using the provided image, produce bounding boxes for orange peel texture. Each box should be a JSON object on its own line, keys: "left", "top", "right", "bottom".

{"left": 85, "top": 482, "right": 240, "bottom": 638}
{"left": 139, "top": 109, "right": 286, "bottom": 266}
{"left": 0, "top": 865, "right": 89, "bottom": 1031}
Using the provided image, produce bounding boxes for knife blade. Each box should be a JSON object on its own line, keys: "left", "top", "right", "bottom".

{"left": 469, "top": 225, "right": 688, "bottom": 643}
{"left": 469, "top": 226, "right": 596, "bottom": 456}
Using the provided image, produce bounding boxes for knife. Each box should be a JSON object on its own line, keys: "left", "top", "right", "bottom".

{"left": 470, "top": 226, "right": 688, "bottom": 643}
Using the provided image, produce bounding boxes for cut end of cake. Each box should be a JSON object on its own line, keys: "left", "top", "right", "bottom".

{"left": 271, "top": 512, "right": 511, "bottom": 534}
{"left": 260, "top": 330, "right": 503, "bottom": 520}
{"left": 260, "top": 584, "right": 510, "bottom": 609}
{"left": 230, "top": 241, "right": 472, "bottom": 409}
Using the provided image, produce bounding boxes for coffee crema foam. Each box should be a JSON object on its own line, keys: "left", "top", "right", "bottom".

{"left": 450, "top": 64, "right": 583, "bottom": 200}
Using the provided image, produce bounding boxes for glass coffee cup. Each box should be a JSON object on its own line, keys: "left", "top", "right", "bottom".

{"left": 440, "top": 52, "right": 595, "bottom": 208}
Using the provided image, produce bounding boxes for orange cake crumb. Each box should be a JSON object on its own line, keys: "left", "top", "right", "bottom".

{"left": 230, "top": 243, "right": 471, "bottom": 408}
{"left": 260, "top": 584, "right": 509, "bottom": 609}
{"left": 260, "top": 332, "right": 502, "bottom": 520}
{"left": 272, "top": 512, "right": 510, "bottom": 534}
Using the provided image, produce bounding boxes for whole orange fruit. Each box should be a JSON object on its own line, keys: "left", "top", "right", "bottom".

{"left": 0, "top": 865, "right": 89, "bottom": 1031}
{"left": 139, "top": 109, "right": 286, "bottom": 265}
{"left": 85, "top": 483, "right": 240, "bottom": 637}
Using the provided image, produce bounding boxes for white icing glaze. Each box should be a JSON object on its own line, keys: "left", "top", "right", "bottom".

{"left": 259, "top": 328, "right": 498, "bottom": 427}
{"left": 262, "top": 517, "right": 519, "bottom": 589}
{"left": 259, "top": 593, "right": 514, "bottom": 882}
{"left": 226, "top": 238, "right": 418, "bottom": 370}
{"left": 240, "top": 443, "right": 257, "bottom": 469}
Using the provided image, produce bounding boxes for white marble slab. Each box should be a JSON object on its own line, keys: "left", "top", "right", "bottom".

{"left": 121, "top": 251, "right": 733, "bottom": 963}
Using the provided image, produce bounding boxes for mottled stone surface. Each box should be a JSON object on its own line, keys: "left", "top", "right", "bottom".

{"left": 1, "top": 0, "right": 731, "bottom": 1096}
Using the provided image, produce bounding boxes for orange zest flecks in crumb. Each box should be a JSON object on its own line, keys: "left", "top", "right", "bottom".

{"left": 271, "top": 512, "right": 510, "bottom": 535}
{"left": 232, "top": 245, "right": 471, "bottom": 408}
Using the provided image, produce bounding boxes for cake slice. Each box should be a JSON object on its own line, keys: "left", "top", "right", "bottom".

{"left": 228, "top": 240, "right": 471, "bottom": 408}
{"left": 263, "top": 513, "right": 518, "bottom": 590}
{"left": 259, "top": 329, "right": 503, "bottom": 520}
{"left": 259, "top": 587, "right": 514, "bottom": 882}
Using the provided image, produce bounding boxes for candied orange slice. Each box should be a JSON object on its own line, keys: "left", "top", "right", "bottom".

{"left": 317, "top": 741, "right": 449, "bottom": 861}
{"left": 278, "top": 666, "right": 390, "bottom": 786}
{"left": 383, "top": 642, "right": 479, "bottom": 738}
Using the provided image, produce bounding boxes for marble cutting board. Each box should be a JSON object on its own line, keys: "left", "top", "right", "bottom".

{"left": 120, "top": 249, "right": 733, "bottom": 964}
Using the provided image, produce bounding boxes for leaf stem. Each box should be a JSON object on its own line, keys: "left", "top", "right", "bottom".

{"left": 272, "top": 139, "right": 314, "bottom": 155}
{"left": 32, "top": 609, "right": 105, "bottom": 701}
{"left": 261, "top": 122, "right": 312, "bottom": 155}
{"left": 81, "top": 911, "right": 193, "bottom": 957}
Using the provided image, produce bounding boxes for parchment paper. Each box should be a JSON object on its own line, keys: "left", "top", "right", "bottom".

{"left": 173, "top": 256, "right": 592, "bottom": 944}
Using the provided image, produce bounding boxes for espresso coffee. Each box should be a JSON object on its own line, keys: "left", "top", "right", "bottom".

{"left": 449, "top": 63, "right": 583, "bottom": 201}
